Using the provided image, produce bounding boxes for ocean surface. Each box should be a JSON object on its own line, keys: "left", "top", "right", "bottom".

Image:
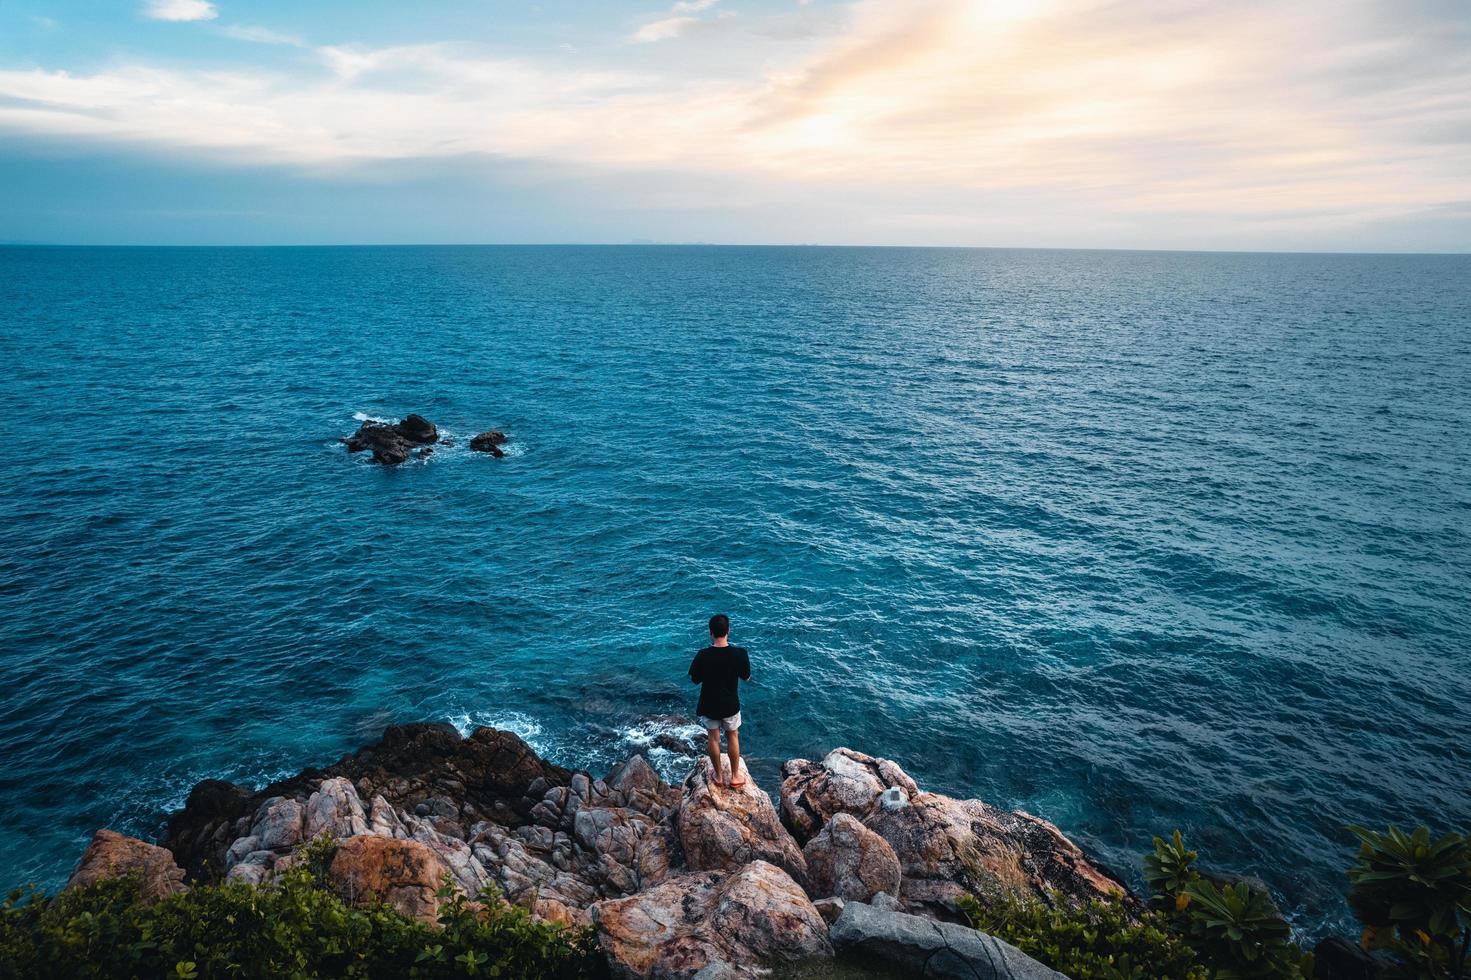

{"left": 1, "top": 245, "right": 1467, "bottom": 939}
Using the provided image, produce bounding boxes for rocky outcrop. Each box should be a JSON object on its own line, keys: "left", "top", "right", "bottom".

{"left": 136, "top": 726, "right": 1129, "bottom": 976}
{"left": 780, "top": 748, "right": 1126, "bottom": 918}
{"left": 328, "top": 835, "right": 452, "bottom": 924}
{"left": 677, "top": 755, "right": 807, "bottom": 888}
{"left": 803, "top": 812, "right": 900, "bottom": 903}
{"left": 829, "top": 897, "right": 1066, "bottom": 979}
{"left": 593, "top": 861, "right": 831, "bottom": 980}
{"left": 343, "top": 416, "right": 437, "bottom": 465}
{"left": 342, "top": 415, "right": 505, "bottom": 465}
{"left": 67, "top": 829, "right": 187, "bottom": 903}
{"left": 470, "top": 430, "right": 507, "bottom": 456}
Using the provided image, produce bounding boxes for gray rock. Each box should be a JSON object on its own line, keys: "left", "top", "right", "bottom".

{"left": 252, "top": 798, "right": 306, "bottom": 852}
{"left": 224, "top": 835, "right": 261, "bottom": 870}
{"left": 304, "top": 777, "right": 370, "bottom": 841}
{"left": 830, "top": 900, "right": 1065, "bottom": 979}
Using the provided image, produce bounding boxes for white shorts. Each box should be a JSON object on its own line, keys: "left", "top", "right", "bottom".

{"left": 699, "top": 712, "right": 741, "bottom": 732}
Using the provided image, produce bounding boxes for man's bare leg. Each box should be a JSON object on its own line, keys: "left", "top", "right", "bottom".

{"left": 727, "top": 729, "right": 745, "bottom": 788}
{"left": 706, "top": 728, "right": 723, "bottom": 783}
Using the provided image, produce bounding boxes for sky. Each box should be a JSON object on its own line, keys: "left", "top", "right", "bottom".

{"left": 0, "top": 0, "right": 1468, "bottom": 249}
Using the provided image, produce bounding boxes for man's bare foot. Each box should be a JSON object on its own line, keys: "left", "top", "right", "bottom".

{"left": 729, "top": 771, "right": 747, "bottom": 789}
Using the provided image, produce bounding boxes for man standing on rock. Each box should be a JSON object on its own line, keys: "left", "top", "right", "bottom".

{"left": 688, "top": 614, "right": 752, "bottom": 788}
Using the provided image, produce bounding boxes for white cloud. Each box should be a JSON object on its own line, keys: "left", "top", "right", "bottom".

{"left": 631, "top": 16, "right": 699, "bottom": 43}
{"left": 631, "top": 0, "right": 720, "bottom": 43}
{"left": 143, "top": 0, "right": 218, "bottom": 22}
{"left": 221, "top": 24, "right": 304, "bottom": 47}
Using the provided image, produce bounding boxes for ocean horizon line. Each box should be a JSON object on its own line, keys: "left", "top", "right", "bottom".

{"left": 2, "top": 240, "right": 1469, "bottom": 256}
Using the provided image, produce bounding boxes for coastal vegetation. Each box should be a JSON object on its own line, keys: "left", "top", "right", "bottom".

{"left": 0, "top": 838, "right": 601, "bottom": 980}
{"left": 959, "top": 827, "right": 1471, "bottom": 980}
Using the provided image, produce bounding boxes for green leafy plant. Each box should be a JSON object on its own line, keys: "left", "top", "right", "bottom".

{"left": 1178, "top": 878, "right": 1312, "bottom": 979}
{"left": 0, "top": 858, "right": 603, "bottom": 979}
{"left": 1347, "top": 825, "right": 1471, "bottom": 980}
{"left": 1146, "top": 830, "right": 1201, "bottom": 912}
{"left": 959, "top": 892, "right": 1208, "bottom": 980}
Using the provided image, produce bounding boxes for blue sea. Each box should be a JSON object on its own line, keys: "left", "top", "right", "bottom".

{"left": 1, "top": 245, "right": 1467, "bottom": 938}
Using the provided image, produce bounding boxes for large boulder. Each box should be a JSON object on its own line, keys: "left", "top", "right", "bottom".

{"left": 677, "top": 755, "right": 807, "bottom": 888}
{"left": 829, "top": 898, "right": 1065, "bottom": 979}
{"left": 803, "top": 812, "right": 900, "bottom": 903}
{"left": 328, "top": 835, "right": 454, "bottom": 924}
{"left": 343, "top": 420, "right": 414, "bottom": 465}
{"left": 593, "top": 861, "right": 832, "bottom": 980}
{"left": 779, "top": 748, "right": 919, "bottom": 845}
{"left": 67, "top": 829, "right": 188, "bottom": 903}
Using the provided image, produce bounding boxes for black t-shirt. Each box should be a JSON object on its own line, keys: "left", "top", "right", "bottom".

{"left": 688, "top": 645, "right": 751, "bottom": 719}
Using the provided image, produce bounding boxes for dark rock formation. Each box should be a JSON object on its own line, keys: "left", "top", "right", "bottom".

{"left": 470, "top": 430, "right": 506, "bottom": 453}
{"left": 342, "top": 415, "right": 439, "bottom": 465}
{"left": 396, "top": 414, "right": 438, "bottom": 444}
{"left": 164, "top": 723, "right": 571, "bottom": 880}
{"left": 1313, "top": 936, "right": 1384, "bottom": 980}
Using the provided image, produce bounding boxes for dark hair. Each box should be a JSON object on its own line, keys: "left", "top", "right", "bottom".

{"left": 708, "top": 614, "right": 730, "bottom": 638}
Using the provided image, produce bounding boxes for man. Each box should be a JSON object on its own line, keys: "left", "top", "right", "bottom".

{"left": 688, "top": 614, "right": 752, "bottom": 788}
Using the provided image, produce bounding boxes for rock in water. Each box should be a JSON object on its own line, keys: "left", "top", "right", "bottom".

{"left": 394, "top": 414, "right": 438, "bottom": 444}
{"left": 593, "top": 861, "right": 832, "bottom": 980}
{"left": 469, "top": 430, "right": 507, "bottom": 457}
{"left": 677, "top": 754, "right": 808, "bottom": 888}
{"left": 67, "top": 829, "right": 188, "bottom": 903}
{"left": 328, "top": 835, "right": 453, "bottom": 924}
{"left": 803, "top": 812, "right": 900, "bottom": 903}
{"left": 829, "top": 898, "right": 1065, "bottom": 979}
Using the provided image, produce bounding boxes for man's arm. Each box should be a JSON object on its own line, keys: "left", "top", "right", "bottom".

{"left": 739, "top": 648, "right": 751, "bottom": 682}
{"left": 689, "top": 650, "right": 704, "bottom": 684}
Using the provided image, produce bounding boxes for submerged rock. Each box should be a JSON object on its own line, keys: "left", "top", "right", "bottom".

{"left": 593, "top": 861, "right": 831, "bottom": 980}
{"left": 67, "top": 829, "right": 187, "bottom": 903}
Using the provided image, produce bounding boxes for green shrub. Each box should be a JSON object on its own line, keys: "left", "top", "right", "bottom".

{"left": 0, "top": 847, "right": 602, "bottom": 980}
{"left": 958, "top": 891, "right": 1209, "bottom": 980}
{"left": 1347, "top": 824, "right": 1471, "bottom": 980}
{"left": 1142, "top": 830, "right": 1312, "bottom": 979}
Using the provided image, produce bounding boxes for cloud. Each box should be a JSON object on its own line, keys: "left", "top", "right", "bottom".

{"left": 142, "top": 0, "right": 218, "bottom": 22}
{"left": 220, "top": 25, "right": 305, "bottom": 47}
{"left": 2, "top": 0, "right": 1468, "bottom": 244}
{"left": 631, "top": 0, "right": 721, "bottom": 43}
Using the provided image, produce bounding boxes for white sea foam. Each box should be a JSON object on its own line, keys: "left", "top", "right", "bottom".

{"left": 447, "top": 709, "right": 551, "bottom": 757}
{"left": 352, "top": 411, "right": 392, "bottom": 423}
